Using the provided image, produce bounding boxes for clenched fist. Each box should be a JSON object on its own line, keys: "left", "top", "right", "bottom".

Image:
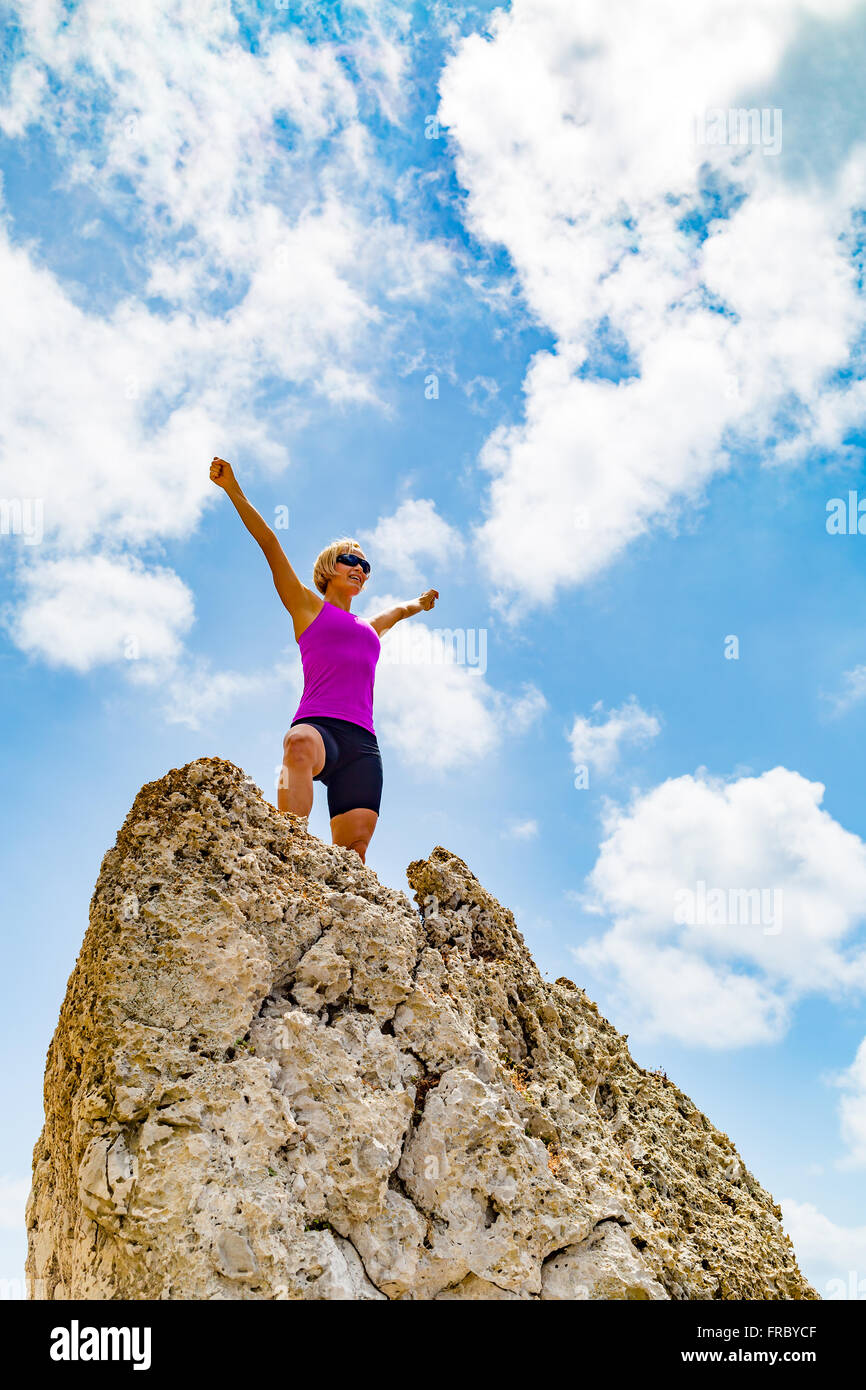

{"left": 418, "top": 588, "right": 439, "bottom": 611}
{"left": 209, "top": 456, "right": 237, "bottom": 490}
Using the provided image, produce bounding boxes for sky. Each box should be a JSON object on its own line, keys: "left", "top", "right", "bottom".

{"left": 3, "top": 0, "right": 866, "bottom": 1300}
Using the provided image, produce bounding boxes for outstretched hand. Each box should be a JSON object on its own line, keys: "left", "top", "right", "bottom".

{"left": 209, "top": 456, "right": 237, "bottom": 490}
{"left": 418, "top": 588, "right": 439, "bottom": 611}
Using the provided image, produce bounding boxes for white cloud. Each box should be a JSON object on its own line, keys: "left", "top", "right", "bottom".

{"left": 362, "top": 498, "right": 465, "bottom": 586}
{"left": 834, "top": 1037, "right": 866, "bottom": 1170}
{"left": 0, "top": 60, "right": 46, "bottom": 137}
{"left": 6, "top": 3, "right": 369, "bottom": 257}
{"left": 374, "top": 661, "right": 496, "bottom": 770}
{"left": 155, "top": 654, "right": 303, "bottom": 732}
{"left": 503, "top": 818, "right": 539, "bottom": 840}
{"left": 365, "top": 592, "right": 544, "bottom": 771}
{"left": 781, "top": 1198, "right": 866, "bottom": 1296}
{"left": 0, "top": 1176, "right": 29, "bottom": 1231}
{"left": 569, "top": 696, "right": 660, "bottom": 776}
{"left": 826, "top": 664, "right": 866, "bottom": 715}
{"left": 462, "top": 375, "right": 499, "bottom": 413}
{"left": 7, "top": 555, "right": 194, "bottom": 672}
{"left": 508, "top": 682, "right": 548, "bottom": 731}
{"left": 0, "top": 2, "right": 451, "bottom": 677}
{"left": 438, "top": 0, "right": 866, "bottom": 613}
{"left": 574, "top": 767, "right": 866, "bottom": 1047}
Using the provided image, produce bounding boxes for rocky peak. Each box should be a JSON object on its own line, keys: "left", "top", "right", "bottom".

{"left": 26, "top": 758, "right": 816, "bottom": 1300}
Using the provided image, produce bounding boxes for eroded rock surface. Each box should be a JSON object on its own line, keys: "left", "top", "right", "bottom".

{"left": 26, "top": 758, "right": 816, "bottom": 1300}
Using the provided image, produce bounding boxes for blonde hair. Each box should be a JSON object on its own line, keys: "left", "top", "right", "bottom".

{"left": 312, "top": 538, "right": 367, "bottom": 595}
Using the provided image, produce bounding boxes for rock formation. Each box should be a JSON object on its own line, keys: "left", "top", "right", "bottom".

{"left": 26, "top": 758, "right": 816, "bottom": 1300}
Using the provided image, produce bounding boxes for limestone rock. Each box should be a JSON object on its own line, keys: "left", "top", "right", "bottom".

{"left": 26, "top": 758, "right": 817, "bottom": 1301}
{"left": 541, "top": 1221, "right": 668, "bottom": 1300}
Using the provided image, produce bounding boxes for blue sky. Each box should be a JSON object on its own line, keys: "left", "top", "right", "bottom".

{"left": 3, "top": 0, "right": 866, "bottom": 1299}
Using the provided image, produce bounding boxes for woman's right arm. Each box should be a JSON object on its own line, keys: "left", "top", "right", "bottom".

{"left": 209, "top": 456, "right": 314, "bottom": 622}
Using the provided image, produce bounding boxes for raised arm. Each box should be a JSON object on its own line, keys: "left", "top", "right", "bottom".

{"left": 209, "top": 457, "right": 318, "bottom": 628}
{"left": 369, "top": 588, "right": 439, "bottom": 636}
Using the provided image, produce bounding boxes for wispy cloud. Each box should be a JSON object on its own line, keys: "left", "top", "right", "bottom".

{"left": 568, "top": 696, "right": 660, "bottom": 777}
{"left": 833, "top": 1036, "right": 866, "bottom": 1170}
{"left": 149, "top": 654, "right": 303, "bottom": 732}
{"left": 502, "top": 818, "right": 539, "bottom": 840}
{"left": 825, "top": 664, "right": 866, "bottom": 715}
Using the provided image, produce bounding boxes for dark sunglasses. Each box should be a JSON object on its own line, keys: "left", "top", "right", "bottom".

{"left": 335, "top": 552, "right": 370, "bottom": 575}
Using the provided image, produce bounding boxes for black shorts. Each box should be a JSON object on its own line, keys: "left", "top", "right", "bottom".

{"left": 290, "top": 715, "right": 383, "bottom": 819}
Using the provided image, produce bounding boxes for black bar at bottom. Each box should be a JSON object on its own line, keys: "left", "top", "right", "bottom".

{"left": 0, "top": 1295, "right": 857, "bottom": 1374}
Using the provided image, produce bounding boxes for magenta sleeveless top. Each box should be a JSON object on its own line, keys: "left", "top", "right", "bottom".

{"left": 292, "top": 600, "right": 381, "bottom": 735}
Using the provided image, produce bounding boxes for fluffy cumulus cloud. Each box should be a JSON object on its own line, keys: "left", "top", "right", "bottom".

{"left": 438, "top": 0, "right": 866, "bottom": 614}
{"left": 362, "top": 498, "right": 466, "bottom": 586}
{"left": 574, "top": 767, "right": 866, "bottom": 1047}
{"left": 569, "top": 696, "right": 661, "bottom": 776}
{"left": 364, "top": 592, "right": 545, "bottom": 771}
{"left": 0, "top": 1, "right": 450, "bottom": 677}
{"left": 8, "top": 555, "right": 194, "bottom": 671}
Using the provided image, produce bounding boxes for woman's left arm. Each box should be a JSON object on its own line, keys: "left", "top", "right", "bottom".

{"left": 369, "top": 589, "right": 439, "bottom": 636}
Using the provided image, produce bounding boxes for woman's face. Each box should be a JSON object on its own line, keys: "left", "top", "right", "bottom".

{"left": 330, "top": 549, "right": 369, "bottom": 598}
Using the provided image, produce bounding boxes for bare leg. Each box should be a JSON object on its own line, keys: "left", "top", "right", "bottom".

{"left": 279, "top": 725, "right": 326, "bottom": 815}
{"left": 330, "top": 808, "right": 378, "bottom": 863}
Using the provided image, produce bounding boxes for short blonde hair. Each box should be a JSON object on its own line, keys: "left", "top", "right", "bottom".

{"left": 312, "top": 538, "right": 367, "bottom": 595}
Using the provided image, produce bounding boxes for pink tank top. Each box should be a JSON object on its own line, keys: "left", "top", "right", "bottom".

{"left": 292, "top": 600, "right": 381, "bottom": 735}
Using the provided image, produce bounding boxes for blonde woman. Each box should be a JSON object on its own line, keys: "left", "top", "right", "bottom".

{"left": 210, "top": 457, "right": 438, "bottom": 862}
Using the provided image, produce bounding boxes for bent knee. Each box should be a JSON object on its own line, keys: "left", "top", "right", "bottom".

{"left": 283, "top": 727, "right": 319, "bottom": 766}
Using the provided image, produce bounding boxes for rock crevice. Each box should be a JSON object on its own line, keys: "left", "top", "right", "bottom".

{"left": 26, "top": 758, "right": 816, "bottom": 1301}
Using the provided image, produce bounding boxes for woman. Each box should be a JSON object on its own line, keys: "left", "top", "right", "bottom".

{"left": 209, "top": 457, "right": 438, "bottom": 863}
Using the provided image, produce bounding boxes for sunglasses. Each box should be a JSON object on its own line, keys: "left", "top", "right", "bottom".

{"left": 335, "top": 552, "right": 370, "bottom": 575}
